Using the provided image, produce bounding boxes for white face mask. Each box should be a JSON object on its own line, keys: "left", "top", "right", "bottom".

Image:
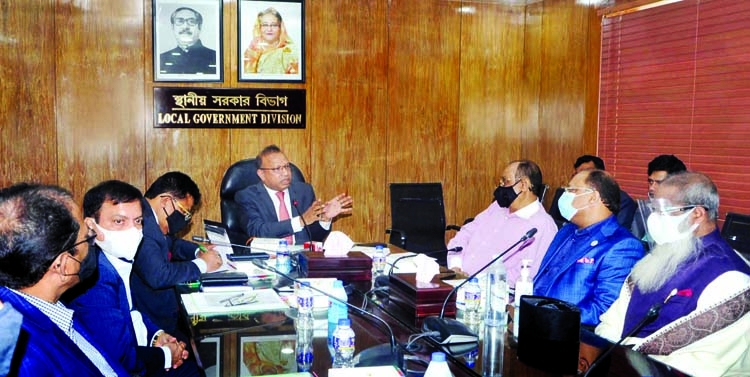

{"left": 646, "top": 208, "right": 698, "bottom": 245}
{"left": 94, "top": 223, "right": 143, "bottom": 262}
{"left": 557, "top": 190, "right": 594, "bottom": 221}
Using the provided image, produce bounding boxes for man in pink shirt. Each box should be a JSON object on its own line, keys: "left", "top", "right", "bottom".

{"left": 447, "top": 160, "right": 558, "bottom": 286}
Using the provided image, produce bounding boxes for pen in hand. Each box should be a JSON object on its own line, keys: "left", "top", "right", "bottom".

{"left": 197, "top": 244, "right": 208, "bottom": 253}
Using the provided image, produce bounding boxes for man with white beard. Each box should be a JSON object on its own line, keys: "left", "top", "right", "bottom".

{"left": 595, "top": 172, "right": 750, "bottom": 376}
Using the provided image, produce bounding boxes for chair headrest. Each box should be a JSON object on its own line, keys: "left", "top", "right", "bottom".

{"left": 220, "top": 158, "right": 307, "bottom": 200}
{"left": 220, "top": 159, "right": 260, "bottom": 200}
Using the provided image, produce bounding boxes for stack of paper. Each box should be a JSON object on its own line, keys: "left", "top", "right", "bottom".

{"left": 250, "top": 238, "right": 305, "bottom": 254}
{"left": 182, "top": 288, "right": 287, "bottom": 316}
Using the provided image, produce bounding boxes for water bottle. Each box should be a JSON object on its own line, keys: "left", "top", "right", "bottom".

{"left": 332, "top": 318, "right": 355, "bottom": 368}
{"left": 372, "top": 245, "right": 386, "bottom": 275}
{"left": 424, "top": 352, "right": 454, "bottom": 377}
{"left": 485, "top": 259, "right": 508, "bottom": 327}
{"left": 513, "top": 259, "right": 534, "bottom": 340}
{"left": 463, "top": 277, "right": 482, "bottom": 326}
{"left": 296, "top": 282, "right": 314, "bottom": 330}
{"left": 482, "top": 320, "right": 506, "bottom": 377}
{"left": 296, "top": 341, "right": 313, "bottom": 372}
{"left": 327, "top": 280, "right": 349, "bottom": 346}
{"left": 276, "top": 239, "right": 291, "bottom": 274}
{"left": 464, "top": 347, "right": 478, "bottom": 368}
{"left": 483, "top": 258, "right": 507, "bottom": 377}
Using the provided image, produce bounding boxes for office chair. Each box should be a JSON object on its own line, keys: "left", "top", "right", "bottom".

{"left": 219, "top": 158, "right": 305, "bottom": 245}
{"left": 721, "top": 212, "right": 750, "bottom": 261}
{"left": 386, "top": 182, "right": 449, "bottom": 265}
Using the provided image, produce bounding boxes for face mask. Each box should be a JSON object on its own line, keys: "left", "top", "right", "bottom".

{"left": 646, "top": 208, "right": 698, "bottom": 245}
{"left": 94, "top": 223, "right": 143, "bottom": 262}
{"left": 163, "top": 199, "right": 190, "bottom": 236}
{"left": 494, "top": 181, "right": 520, "bottom": 208}
{"left": 66, "top": 245, "right": 98, "bottom": 281}
{"left": 557, "top": 191, "right": 580, "bottom": 221}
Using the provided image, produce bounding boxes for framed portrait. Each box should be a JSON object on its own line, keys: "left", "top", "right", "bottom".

{"left": 153, "top": 0, "right": 222, "bottom": 82}
{"left": 196, "top": 336, "right": 222, "bottom": 377}
{"left": 238, "top": 334, "right": 297, "bottom": 376}
{"left": 238, "top": 0, "right": 305, "bottom": 82}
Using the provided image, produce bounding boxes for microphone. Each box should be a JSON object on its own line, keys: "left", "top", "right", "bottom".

{"left": 582, "top": 288, "right": 676, "bottom": 377}
{"left": 292, "top": 199, "right": 315, "bottom": 249}
{"left": 422, "top": 228, "right": 538, "bottom": 345}
{"left": 191, "top": 236, "right": 270, "bottom": 260}
{"left": 373, "top": 246, "right": 463, "bottom": 290}
{"left": 251, "top": 259, "right": 403, "bottom": 368}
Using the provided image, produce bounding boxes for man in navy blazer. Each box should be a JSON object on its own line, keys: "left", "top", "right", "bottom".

{"left": 235, "top": 145, "right": 353, "bottom": 245}
{"left": 0, "top": 183, "right": 129, "bottom": 376}
{"left": 65, "top": 180, "right": 200, "bottom": 376}
{"left": 534, "top": 170, "right": 644, "bottom": 328}
{"left": 130, "top": 172, "right": 223, "bottom": 337}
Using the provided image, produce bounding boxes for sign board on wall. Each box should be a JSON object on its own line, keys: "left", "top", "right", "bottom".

{"left": 153, "top": 87, "right": 305, "bottom": 128}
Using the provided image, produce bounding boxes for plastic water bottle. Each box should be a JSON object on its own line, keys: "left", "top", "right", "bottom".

{"left": 296, "top": 282, "right": 314, "bottom": 330}
{"left": 513, "top": 259, "right": 534, "bottom": 340}
{"left": 296, "top": 342, "right": 313, "bottom": 372}
{"left": 483, "top": 258, "right": 507, "bottom": 377}
{"left": 276, "top": 239, "right": 291, "bottom": 274}
{"left": 424, "top": 352, "right": 454, "bottom": 377}
{"left": 485, "top": 259, "right": 508, "bottom": 327}
{"left": 463, "top": 277, "right": 482, "bottom": 326}
{"left": 332, "top": 318, "right": 355, "bottom": 368}
{"left": 464, "top": 347, "right": 478, "bottom": 368}
{"left": 327, "top": 280, "right": 349, "bottom": 346}
{"left": 372, "top": 245, "right": 386, "bottom": 275}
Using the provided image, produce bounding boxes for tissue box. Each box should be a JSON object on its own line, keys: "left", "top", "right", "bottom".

{"left": 387, "top": 273, "right": 456, "bottom": 326}
{"left": 297, "top": 251, "right": 372, "bottom": 283}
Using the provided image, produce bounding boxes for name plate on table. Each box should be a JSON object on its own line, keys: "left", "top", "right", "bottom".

{"left": 297, "top": 251, "right": 372, "bottom": 282}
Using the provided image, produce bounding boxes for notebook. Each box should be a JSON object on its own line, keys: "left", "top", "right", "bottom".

{"left": 203, "top": 220, "right": 270, "bottom": 261}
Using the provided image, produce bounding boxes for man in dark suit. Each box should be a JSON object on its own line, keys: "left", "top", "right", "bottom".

{"left": 235, "top": 144, "right": 353, "bottom": 244}
{"left": 159, "top": 7, "right": 217, "bottom": 75}
{"left": 0, "top": 183, "right": 129, "bottom": 376}
{"left": 131, "top": 172, "right": 223, "bottom": 337}
{"left": 65, "top": 180, "right": 201, "bottom": 376}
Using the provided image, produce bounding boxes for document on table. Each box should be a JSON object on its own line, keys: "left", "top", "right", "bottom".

{"left": 182, "top": 288, "right": 287, "bottom": 315}
{"left": 249, "top": 238, "right": 305, "bottom": 254}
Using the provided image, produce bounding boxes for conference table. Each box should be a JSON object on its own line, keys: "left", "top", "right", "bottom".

{"left": 179, "top": 247, "right": 685, "bottom": 377}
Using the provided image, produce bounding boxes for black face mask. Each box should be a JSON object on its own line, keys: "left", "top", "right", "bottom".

{"left": 65, "top": 244, "right": 98, "bottom": 282}
{"left": 164, "top": 208, "right": 189, "bottom": 236}
{"left": 494, "top": 181, "right": 520, "bottom": 208}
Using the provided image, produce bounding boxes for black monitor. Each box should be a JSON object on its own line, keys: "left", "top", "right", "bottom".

{"left": 721, "top": 212, "right": 750, "bottom": 259}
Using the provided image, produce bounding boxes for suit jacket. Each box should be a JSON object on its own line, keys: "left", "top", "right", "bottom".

{"left": 64, "top": 247, "right": 165, "bottom": 375}
{"left": 534, "top": 216, "right": 644, "bottom": 326}
{"left": 0, "top": 286, "right": 129, "bottom": 377}
{"left": 235, "top": 181, "right": 329, "bottom": 244}
{"left": 131, "top": 198, "right": 201, "bottom": 335}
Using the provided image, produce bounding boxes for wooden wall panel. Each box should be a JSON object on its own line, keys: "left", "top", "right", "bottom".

{"left": 55, "top": 1, "right": 147, "bottom": 202}
{"left": 386, "top": 0, "right": 461, "bottom": 229}
{"left": 306, "top": 0, "right": 389, "bottom": 243}
{"left": 0, "top": 1, "right": 57, "bottom": 187}
{"left": 0, "top": 0, "right": 603, "bottom": 246}
{"left": 537, "top": 2, "right": 595, "bottom": 195}
{"left": 457, "top": 2, "right": 532, "bottom": 223}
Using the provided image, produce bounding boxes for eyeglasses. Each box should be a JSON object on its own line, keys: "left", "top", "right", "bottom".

{"left": 174, "top": 17, "right": 199, "bottom": 26}
{"left": 499, "top": 178, "right": 520, "bottom": 187}
{"left": 562, "top": 186, "right": 595, "bottom": 195}
{"left": 161, "top": 195, "right": 193, "bottom": 222}
{"left": 58, "top": 232, "right": 97, "bottom": 256}
{"left": 259, "top": 164, "right": 291, "bottom": 174}
{"left": 260, "top": 23, "right": 281, "bottom": 29}
{"left": 648, "top": 198, "right": 702, "bottom": 216}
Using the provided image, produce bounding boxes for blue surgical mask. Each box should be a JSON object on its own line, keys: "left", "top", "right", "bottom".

{"left": 557, "top": 192, "right": 579, "bottom": 221}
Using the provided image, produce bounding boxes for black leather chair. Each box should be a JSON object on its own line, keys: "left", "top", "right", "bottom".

{"left": 219, "top": 158, "right": 305, "bottom": 245}
{"left": 386, "top": 182, "right": 450, "bottom": 265}
{"left": 721, "top": 212, "right": 750, "bottom": 260}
